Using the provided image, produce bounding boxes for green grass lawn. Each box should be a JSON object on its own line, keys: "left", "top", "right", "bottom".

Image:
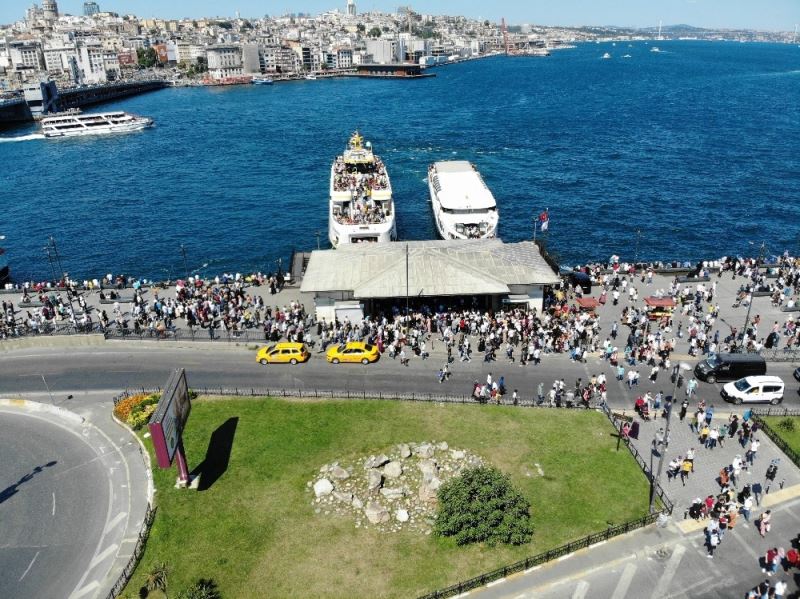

{"left": 761, "top": 416, "right": 800, "bottom": 455}
{"left": 127, "top": 398, "right": 650, "bottom": 598}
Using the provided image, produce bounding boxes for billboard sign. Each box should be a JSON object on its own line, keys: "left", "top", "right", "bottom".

{"left": 148, "top": 368, "right": 191, "bottom": 468}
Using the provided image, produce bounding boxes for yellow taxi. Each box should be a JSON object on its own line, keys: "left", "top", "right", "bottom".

{"left": 326, "top": 341, "right": 380, "bottom": 365}
{"left": 256, "top": 342, "right": 310, "bottom": 365}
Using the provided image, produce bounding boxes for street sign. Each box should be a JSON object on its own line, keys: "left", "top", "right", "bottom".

{"left": 148, "top": 369, "right": 191, "bottom": 469}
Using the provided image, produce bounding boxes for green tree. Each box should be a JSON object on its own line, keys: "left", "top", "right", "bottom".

{"left": 356, "top": 23, "right": 365, "bottom": 32}
{"left": 368, "top": 26, "right": 382, "bottom": 37}
{"left": 136, "top": 47, "right": 158, "bottom": 68}
{"left": 434, "top": 466, "right": 533, "bottom": 546}
{"left": 145, "top": 562, "right": 169, "bottom": 597}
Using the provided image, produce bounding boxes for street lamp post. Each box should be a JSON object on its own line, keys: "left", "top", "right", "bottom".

{"left": 740, "top": 242, "right": 766, "bottom": 351}
{"left": 634, "top": 228, "right": 641, "bottom": 267}
{"left": 649, "top": 361, "right": 692, "bottom": 514}
{"left": 180, "top": 244, "right": 189, "bottom": 280}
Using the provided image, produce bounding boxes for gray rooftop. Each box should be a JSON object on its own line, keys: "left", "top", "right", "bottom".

{"left": 300, "top": 239, "right": 560, "bottom": 298}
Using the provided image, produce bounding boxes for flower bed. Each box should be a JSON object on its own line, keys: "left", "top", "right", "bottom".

{"left": 113, "top": 392, "right": 160, "bottom": 430}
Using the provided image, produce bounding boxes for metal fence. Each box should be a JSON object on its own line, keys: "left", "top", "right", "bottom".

{"left": 750, "top": 408, "right": 800, "bottom": 469}
{"left": 116, "top": 385, "right": 608, "bottom": 410}
{"left": 756, "top": 348, "right": 800, "bottom": 362}
{"left": 417, "top": 513, "right": 662, "bottom": 599}
{"left": 600, "top": 403, "right": 675, "bottom": 515}
{"left": 104, "top": 503, "right": 157, "bottom": 599}
{"left": 103, "top": 327, "right": 267, "bottom": 343}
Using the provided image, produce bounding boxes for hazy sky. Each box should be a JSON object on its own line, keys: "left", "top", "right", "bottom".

{"left": 3, "top": 0, "right": 799, "bottom": 31}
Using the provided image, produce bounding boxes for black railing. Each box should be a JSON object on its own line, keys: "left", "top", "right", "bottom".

{"left": 417, "top": 513, "right": 661, "bottom": 599}
{"left": 103, "top": 327, "right": 266, "bottom": 343}
{"left": 1, "top": 321, "right": 105, "bottom": 338}
{"left": 750, "top": 408, "right": 800, "bottom": 469}
{"left": 600, "top": 403, "right": 674, "bottom": 515}
{"left": 756, "top": 347, "right": 800, "bottom": 362}
{"left": 116, "top": 385, "right": 605, "bottom": 410}
{"left": 104, "top": 503, "right": 156, "bottom": 599}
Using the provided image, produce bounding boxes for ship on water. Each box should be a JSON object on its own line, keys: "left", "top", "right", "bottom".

{"left": 40, "top": 110, "right": 153, "bottom": 138}
{"left": 427, "top": 161, "right": 499, "bottom": 240}
{"left": 328, "top": 131, "right": 396, "bottom": 247}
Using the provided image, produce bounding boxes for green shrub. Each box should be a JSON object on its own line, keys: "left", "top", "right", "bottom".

{"left": 777, "top": 418, "right": 796, "bottom": 433}
{"left": 128, "top": 404, "right": 157, "bottom": 430}
{"left": 176, "top": 578, "right": 222, "bottom": 599}
{"left": 434, "top": 465, "right": 533, "bottom": 546}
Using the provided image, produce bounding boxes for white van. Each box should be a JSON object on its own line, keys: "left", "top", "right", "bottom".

{"left": 720, "top": 376, "right": 785, "bottom": 405}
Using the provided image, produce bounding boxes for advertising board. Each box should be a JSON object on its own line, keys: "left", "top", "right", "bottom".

{"left": 148, "top": 369, "right": 191, "bottom": 469}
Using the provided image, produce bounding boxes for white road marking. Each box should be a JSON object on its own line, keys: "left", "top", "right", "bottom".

{"left": 486, "top": 578, "right": 506, "bottom": 587}
{"left": 649, "top": 544, "right": 686, "bottom": 599}
{"left": 19, "top": 551, "right": 40, "bottom": 581}
{"left": 69, "top": 580, "right": 99, "bottom": 599}
{"left": 89, "top": 543, "right": 118, "bottom": 568}
{"left": 610, "top": 562, "right": 637, "bottom": 599}
{"left": 51, "top": 492, "right": 55, "bottom": 516}
{"left": 571, "top": 580, "right": 590, "bottom": 599}
{"left": 730, "top": 529, "right": 760, "bottom": 560}
{"left": 103, "top": 511, "right": 127, "bottom": 534}
{"left": 558, "top": 552, "right": 575, "bottom": 561}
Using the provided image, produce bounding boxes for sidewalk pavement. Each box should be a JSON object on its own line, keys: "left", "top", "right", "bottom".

{"left": 626, "top": 404, "right": 800, "bottom": 517}
{"left": 472, "top": 496, "right": 800, "bottom": 599}
{"left": 3, "top": 391, "right": 152, "bottom": 599}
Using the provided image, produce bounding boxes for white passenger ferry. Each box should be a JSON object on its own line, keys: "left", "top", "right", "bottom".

{"left": 427, "top": 161, "right": 499, "bottom": 240}
{"left": 40, "top": 111, "right": 153, "bottom": 138}
{"left": 329, "top": 132, "right": 396, "bottom": 247}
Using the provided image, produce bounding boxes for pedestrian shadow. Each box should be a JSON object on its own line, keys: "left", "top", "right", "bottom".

{"left": 0, "top": 460, "right": 58, "bottom": 504}
{"left": 190, "top": 418, "right": 238, "bottom": 491}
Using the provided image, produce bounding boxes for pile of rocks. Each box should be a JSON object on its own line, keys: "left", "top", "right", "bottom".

{"left": 307, "top": 441, "right": 483, "bottom": 534}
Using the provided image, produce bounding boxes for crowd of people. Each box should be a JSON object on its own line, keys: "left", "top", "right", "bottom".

{"left": 331, "top": 156, "right": 389, "bottom": 193}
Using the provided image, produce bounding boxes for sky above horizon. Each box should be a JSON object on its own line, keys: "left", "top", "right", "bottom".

{"left": 3, "top": 0, "right": 798, "bottom": 31}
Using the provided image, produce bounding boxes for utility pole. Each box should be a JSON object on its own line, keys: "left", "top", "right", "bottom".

{"left": 405, "top": 243, "right": 409, "bottom": 317}
{"left": 740, "top": 242, "right": 766, "bottom": 351}
{"left": 634, "top": 228, "right": 641, "bottom": 266}
{"left": 180, "top": 244, "right": 189, "bottom": 280}
{"left": 650, "top": 362, "right": 691, "bottom": 513}
{"left": 44, "top": 245, "right": 57, "bottom": 283}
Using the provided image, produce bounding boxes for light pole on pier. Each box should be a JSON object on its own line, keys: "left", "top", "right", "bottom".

{"left": 649, "top": 361, "right": 691, "bottom": 514}
{"left": 740, "top": 242, "right": 766, "bottom": 351}
{"left": 180, "top": 244, "right": 189, "bottom": 280}
{"left": 43, "top": 245, "right": 57, "bottom": 284}
{"left": 634, "top": 228, "right": 641, "bottom": 266}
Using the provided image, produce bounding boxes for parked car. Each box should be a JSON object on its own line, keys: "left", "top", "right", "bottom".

{"left": 694, "top": 353, "right": 767, "bottom": 384}
{"left": 720, "top": 375, "right": 784, "bottom": 405}
{"left": 794, "top": 366, "right": 800, "bottom": 382}
{"left": 256, "top": 342, "right": 310, "bottom": 365}
{"left": 326, "top": 341, "right": 379, "bottom": 365}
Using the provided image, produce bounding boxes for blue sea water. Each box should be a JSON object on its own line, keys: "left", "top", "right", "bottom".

{"left": 2, "top": 41, "right": 799, "bottom": 282}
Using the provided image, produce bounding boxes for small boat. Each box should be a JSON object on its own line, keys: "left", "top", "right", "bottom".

{"left": 650, "top": 47, "right": 661, "bottom": 53}
{"left": 623, "top": 54, "right": 632, "bottom": 59}
{"left": 602, "top": 52, "right": 611, "bottom": 59}
{"left": 305, "top": 74, "right": 318, "bottom": 80}
{"left": 252, "top": 77, "right": 274, "bottom": 85}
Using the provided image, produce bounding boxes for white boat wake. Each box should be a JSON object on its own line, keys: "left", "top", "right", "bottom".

{"left": 0, "top": 133, "right": 45, "bottom": 142}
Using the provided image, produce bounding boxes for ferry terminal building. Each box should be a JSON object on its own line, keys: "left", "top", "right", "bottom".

{"left": 300, "top": 239, "right": 561, "bottom": 322}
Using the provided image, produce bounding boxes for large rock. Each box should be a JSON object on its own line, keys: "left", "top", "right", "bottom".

{"left": 415, "top": 443, "right": 435, "bottom": 459}
{"left": 380, "top": 487, "right": 406, "bottom": 500}
{"left": 436, "top": 441, "right": 449, "bottom": 451}
{"left": 313, "top": 478, "right": 334, "bottom": 498}
{"left": 383, "top": 461, "right": 403, "bottom": 479}
{"left": 331, "top": 465, "right": 350, "bottom": 480}
{"left": 449, "top": 449, "right": 466, "bottom": 460}
{"left": 397, "top": 443, "right": 412, "bottom": 459}
{"left": 418, "top": 459, "right": 439, "bottom": 482}
{"left": 333, "top": 490, "right": 353, "bottom": 504}
{"left": 419, "top": 477, "right": 442, "bottom": 502}
{"left": 365, "top": 454, "right": 390, "bottom": 469}
{"left": 365, "top": 501, "right": 390, "bottom": 524}
{"left": 367, "top": 469, "right": 383, "bottom": 490}
{"left": 396, "top": 509, "right": 410, "bottom": 523}
{"left": 351, "top": 495, "right": 363, "bottom": 509}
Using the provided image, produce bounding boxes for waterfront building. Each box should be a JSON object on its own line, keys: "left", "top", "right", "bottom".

{"left": 206, "top": 45, "right": 243, "bottom": 79}
{"left": 300, "top": 240, "right": 560, "bottom": 320}
{"left": 83, "top": 2, "right": 100, "bottom": 17}
{"left": 365, "top": 39, "right": 400, "bottom": 64}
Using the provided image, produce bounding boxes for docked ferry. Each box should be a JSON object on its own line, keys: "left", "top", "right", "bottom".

{"left": 40, "top": 111, "right": 153, "bottom": 138}
{"left": 329, "top": 132, "right": 396, "bottom": 247}
{"left": 427, "top": 161, "right": 499, "bottom": 240}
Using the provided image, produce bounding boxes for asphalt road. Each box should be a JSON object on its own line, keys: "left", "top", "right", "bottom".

{"left": 1, "top": 344, "right": 798, "bottom": 410}
{"left": 0, "top": 410, "right": 110, "bottom": 599}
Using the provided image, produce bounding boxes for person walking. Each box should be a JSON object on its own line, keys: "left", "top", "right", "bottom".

{"left": 747, "top": 437, "right": 761, "bottom": 466}
{"left": 758, "top": 510, "right": 772, "bottom": 538}
{"left": 679, "top": 399, "right": 689, "bottom": 422}
{"left": 741, "top": 495, "right": 753, "bottom": 521}
{"left": 706, "top": 527, "right": 720, "bottom": 558}
{"left": 680, "top": 458, "right": 692, "bottom": 486}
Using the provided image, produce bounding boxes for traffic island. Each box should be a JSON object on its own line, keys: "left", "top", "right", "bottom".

{"left": 125, "top": 396, "right": 651, "bottom": 598}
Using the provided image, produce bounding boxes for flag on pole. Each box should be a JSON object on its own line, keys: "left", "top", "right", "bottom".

{"left": 538, "top": 210, "right": 549, "bottom": 232}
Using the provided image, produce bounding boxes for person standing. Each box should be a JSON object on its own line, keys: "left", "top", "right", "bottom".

{"left": 679, "top": 399, "right": 689, "bottom": 421}
{"left": 706, "top": 527, "right": 720, "bottom": 558}
{"left": 758, "top": 510, "right": 772, "bottom": 538}
{"left": 747, "top": 437, "right": 761, "bottom": 466}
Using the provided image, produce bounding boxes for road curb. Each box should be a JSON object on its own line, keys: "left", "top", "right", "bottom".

{"left": 110, "top": 411, "right": 155, "bottom": 503}
{"left": 0, "top": 397, "right": 85, "bottom": 425}
{"left": 0, "top": 334, "right": 106, "bottom": 352}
